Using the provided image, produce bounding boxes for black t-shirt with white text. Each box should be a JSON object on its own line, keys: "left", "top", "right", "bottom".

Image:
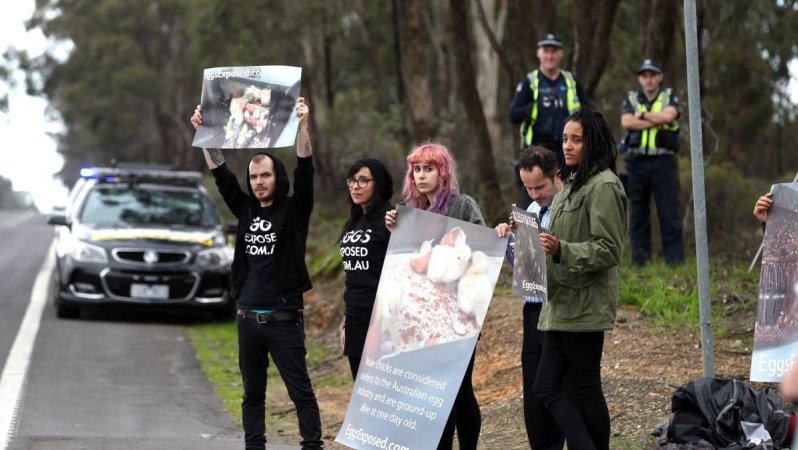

{"left": 341, "top": 204, "right": 391, "bottom": 316}
{"left": 238, "top": 205, "right": 283, "bottom": 308}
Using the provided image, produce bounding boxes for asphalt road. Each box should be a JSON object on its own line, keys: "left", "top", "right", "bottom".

{"left": 0, "top": 211, "right": 298, "bottom": 450}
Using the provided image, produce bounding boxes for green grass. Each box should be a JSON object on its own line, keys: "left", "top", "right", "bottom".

{"left": 185, "top": 320, "right": 338, "bottom": 425}
{"left": 618, "top": 256, "right": 760, "bottom": 331}
{"left": 185, "top": 321, "right": 242, "bottom": 422}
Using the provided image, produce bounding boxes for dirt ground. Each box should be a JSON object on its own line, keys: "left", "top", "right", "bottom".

{"left": 277, "top": 280, "right": 765, "bottom": 449}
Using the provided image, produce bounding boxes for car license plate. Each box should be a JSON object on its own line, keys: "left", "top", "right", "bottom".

{"left": 130, "top": 283, "right": 170, "bottom": 299}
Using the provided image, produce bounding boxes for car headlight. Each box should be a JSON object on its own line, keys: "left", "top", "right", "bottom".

{"left": 70, "top": 240, "right": 108, "bottom": 263}
{"left": 196, "top": 247, "right": 233, "bottom": 267}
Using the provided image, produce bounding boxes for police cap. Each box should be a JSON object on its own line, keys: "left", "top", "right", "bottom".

{"left": 537, "top": 34, "right": 563, "bottom": 49}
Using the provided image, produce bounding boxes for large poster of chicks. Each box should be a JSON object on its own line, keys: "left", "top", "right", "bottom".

{"left": 750, "top": 182, "right": 798, "bottom": 382}
{"left": 510, "top": 206, "right": 547, "bottom": 299}
{"left": 363, "top": 205, "right": 507, "bottom": 360}
{"left": 337, "top": 206, "right": 507, "bottom": 450}
{"left": 192, "top": 65, "right": 301, "bottom": 149}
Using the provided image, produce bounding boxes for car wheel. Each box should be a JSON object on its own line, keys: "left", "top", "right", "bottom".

{"left": 53, "top": 276, "right": 80, "bottom": 319}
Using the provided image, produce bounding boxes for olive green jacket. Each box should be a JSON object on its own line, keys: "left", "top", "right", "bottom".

{"left": 539, "top": 169, "right": 628, "bottom": 332}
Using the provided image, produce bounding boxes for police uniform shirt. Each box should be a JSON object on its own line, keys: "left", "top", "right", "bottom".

{"left": 532, "top": 74, "right": 573, "bottom": 145}
{"left": 509, "top": 72, "right": 590, "bottom": 147}
{"left": 238, "top": 205, "right": 283, "bottom": 308}
{"left": 622, "top": 90, "right": 681, "bottom": 122}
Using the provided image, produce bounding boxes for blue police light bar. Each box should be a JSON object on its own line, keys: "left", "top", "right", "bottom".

{"left": 79, "top": 165, "right": 202, "bottom": 185}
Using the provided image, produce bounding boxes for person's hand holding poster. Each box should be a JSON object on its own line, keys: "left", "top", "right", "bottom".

{"left": 750, "top": 182, "right": 798, "bottom": 382}
{"left": 192, "top": 65, "right": 302, "bottom": 149}
{"left": 336, "top": 206, "right": 507, "bottom": 450}
{"left": 510, "top": 206, "right": 547, "bottom": 300}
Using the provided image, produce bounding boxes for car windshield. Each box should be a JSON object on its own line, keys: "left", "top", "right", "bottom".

{"left": 79, "top": 185, "right": 220, "bottom": 228}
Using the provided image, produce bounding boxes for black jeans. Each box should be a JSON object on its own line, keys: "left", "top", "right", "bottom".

{"left": 522, "top": 303, "right": 565, "bottom": 450}
{"left": 437, "top": 350, "right": 481, "bottom": 450}
{"left": 237, "top": 314, "right": 323, "bottom": 450}
{"left": 627, "top": 153, "right": 684, "bottom": 265}
{"left": 534, "top": 330, "right": 609, "bottom": 450}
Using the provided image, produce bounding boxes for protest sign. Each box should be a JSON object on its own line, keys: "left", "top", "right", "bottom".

{"left": 750, "top": 183, "right": 798, "bottom": 382}
{"left": 192, "top": 65, "right": 301, "bottom": 149}
{"left": 510, "top": 206, "right": 547, "bottom": 300}
{"left": 336, "top": 206, "right": 507, "bottom": 450}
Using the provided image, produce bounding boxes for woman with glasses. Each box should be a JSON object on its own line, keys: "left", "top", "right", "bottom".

{"left": 384, "top": 142, "right": 484, "bottom": 450}
{"left": 339, "top": 158, "right": 394, "bottom": 379}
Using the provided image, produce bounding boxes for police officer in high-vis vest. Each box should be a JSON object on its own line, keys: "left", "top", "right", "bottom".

{"left": 621, "top": 59, "right": 684, "bottom": 266}
{"left": 509, "top": 33, "right": 589, "bottom": 208}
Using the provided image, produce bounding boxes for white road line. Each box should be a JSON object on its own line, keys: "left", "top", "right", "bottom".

{"left": 0, "top": 241, "right": 55, "bottom": 449}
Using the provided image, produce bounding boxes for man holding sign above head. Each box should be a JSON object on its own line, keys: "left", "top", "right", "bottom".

{"left": 495, "top": 146, "right": 565, "bottom": 450}
{"left": 193, "top": 65, "right": 303, "bottom": 150}
{"left": 190, "top": 97, "right": 323, "bottom": 450}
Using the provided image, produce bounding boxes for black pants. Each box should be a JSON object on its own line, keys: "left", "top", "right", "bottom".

{"left": 627, "top": 154, "right": 684, "bottom": 265}
{"left": 522, "top": 303, "right": 565, "bottom": 450}
{"left": 237, "top": 314, "right": 323, "bottom": 450}
{"left": 437, "top": 350, "right": 481, "bottom": 450}
{"left": 534, "top": 330, "right": 609, "bottom": 450}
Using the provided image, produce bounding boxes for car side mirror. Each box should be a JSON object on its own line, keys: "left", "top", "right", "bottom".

{"left": 47, "top": 213, "right": 70, "bottom": 228}
{"left": 225, "top": 220, "right": 238, "bottom": 234}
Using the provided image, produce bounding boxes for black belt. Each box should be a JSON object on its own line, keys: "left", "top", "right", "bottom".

{"left": 237, "top": 309, "right": 303, "bottom": 324}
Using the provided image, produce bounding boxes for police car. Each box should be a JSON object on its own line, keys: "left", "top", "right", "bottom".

{"left": 47, "top": 165, "right": 234, "bottom": 318}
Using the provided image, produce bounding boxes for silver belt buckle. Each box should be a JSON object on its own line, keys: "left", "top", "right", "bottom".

{"left": 255, "top": 312, "right": 271, "bottom": 324}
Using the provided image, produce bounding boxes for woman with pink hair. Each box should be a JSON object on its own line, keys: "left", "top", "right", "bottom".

{"left": 385, "top": 142, "right": 484, "bottom": 228}
{"left": 385, "top": 141, "right": 485, "bottom": 450}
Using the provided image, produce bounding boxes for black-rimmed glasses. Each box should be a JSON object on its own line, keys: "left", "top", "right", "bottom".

{"left": 346, "top": 178, "right": 373, "bottom": 188}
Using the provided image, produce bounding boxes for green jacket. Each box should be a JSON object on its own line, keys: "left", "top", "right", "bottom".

{"left": 539, "top": 169, "right": 628, "bottom": 332}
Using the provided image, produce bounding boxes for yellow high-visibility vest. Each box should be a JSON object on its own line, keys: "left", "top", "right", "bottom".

{"left": 628, "top": 88, "right": 680, "bottom": 155}
{"left": 521, "top": 69, "right": 581, "bottom": 147}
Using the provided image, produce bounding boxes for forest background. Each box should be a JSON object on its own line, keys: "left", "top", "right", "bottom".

{"left": 2, "top": 1, "right": 798, "bottom": 446}
{"left": 2, "top": 0, "right": 798, "bottom": 257}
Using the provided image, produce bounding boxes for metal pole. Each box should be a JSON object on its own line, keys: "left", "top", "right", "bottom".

{"left": 683, "top": 0, "right": 715, "bottom": 377}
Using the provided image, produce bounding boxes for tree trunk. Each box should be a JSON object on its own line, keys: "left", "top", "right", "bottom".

{"left": 571, "top": 0, "right": 621, "bottom": 99}
{"left": 421, "top": 0, "right": 458, "bottom": 111}
{"left": 639, "top": 0, "right": 680, "bottom": 87}
{"left": 300, "top": 34, "right": 337, "bottom": 192}
{"left": 505, "top": 0, "right": 537, "bottom": 83}
{"left": 470, "top": 0, "right": 506, "bottom": 159}
{"left": 352, "top": 0, "right": 386, "bottom": 94}
{"left": 398, "top": 0, "right": 439, "bottom": 141}
{"left": 449, "top": 0, "right": 503, "bottom": 222}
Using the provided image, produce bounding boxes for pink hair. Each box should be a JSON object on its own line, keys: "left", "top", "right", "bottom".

{"left": 401, "top": 142, "right": 459, "bottom": 214}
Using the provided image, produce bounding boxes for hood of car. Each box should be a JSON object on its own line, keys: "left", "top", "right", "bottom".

{"left": 73, "top": 223, "right": 223, "bottom": 249}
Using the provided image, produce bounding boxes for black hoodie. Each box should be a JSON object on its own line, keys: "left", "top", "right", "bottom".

{"left": 211, "top": 153, "right": 314, "bottom": 309}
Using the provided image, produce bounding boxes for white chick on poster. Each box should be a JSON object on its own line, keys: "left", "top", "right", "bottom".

{"left": 427, "top": 227, "right": 472, "bottom": 285}
{"left": 457, "top": 251, "right": 493, "bottom": 327}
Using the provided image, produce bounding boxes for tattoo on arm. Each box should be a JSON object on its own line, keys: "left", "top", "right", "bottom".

{"left": 304, "top": 139, "right": 313, "bottom": 156}
{"left": 208, "top": 148, "right": 225, "bottom": 166}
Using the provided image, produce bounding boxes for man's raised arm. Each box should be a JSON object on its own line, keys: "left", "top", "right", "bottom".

{"left": 294, "top": 97, "right": 312, "bottom": 158}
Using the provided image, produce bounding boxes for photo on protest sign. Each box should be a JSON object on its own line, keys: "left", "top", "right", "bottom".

{"left": 192, "top": 65, "right": 301, "bottom": 149}
{"left": 335, "top": 205, "right": 507, "bottom": 450}
{"left": 750, "top": 182, "right": 798, "bottom": 382}
{"left": 510, "top": 206, "right": 547, "bottom": 299}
